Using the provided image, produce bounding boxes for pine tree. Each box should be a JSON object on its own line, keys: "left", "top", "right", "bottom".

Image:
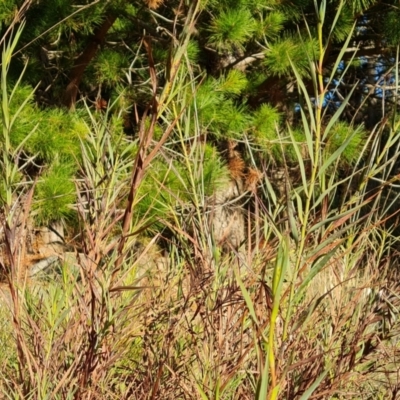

{"left": 0, "top": 0, "right": 399, "bottom": 237}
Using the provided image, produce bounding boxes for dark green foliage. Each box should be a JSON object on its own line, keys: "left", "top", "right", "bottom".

{"left": 329, "top": 6, "right": 354, "bottom": 42}
{"left": 326, "top": 122, "right": 366, "bottom": 165}
{"left": 93, "top": 49, "right": 130, "bottom": 87}
{"left": 136, "top": 142, "right": 231, "bottom": 228}
{"left": 383, "top": 11, "right": 400, "bottom": 46}
{"left": 0, "top": 0, "right": 16, "bottom": 24}
{"left": 0, "top": 1, "right": 398, "bottom": 226}
{"left": 264, "top": 35, "right": 319, "bottom": 77}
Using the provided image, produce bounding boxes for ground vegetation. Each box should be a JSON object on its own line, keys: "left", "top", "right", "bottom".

{"left": 0, "top": 0, "right": 400, "bottom": 399}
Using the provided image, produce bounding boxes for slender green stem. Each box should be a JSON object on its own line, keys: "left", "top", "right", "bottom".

{"left": 283, "top": 5, "right": 327, "bottom": 342}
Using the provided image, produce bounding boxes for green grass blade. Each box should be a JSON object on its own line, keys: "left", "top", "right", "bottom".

{"left": 288, "top": 125, "right": 309, "bottom": 197}
{"left": 319, "top": 127, "right": 360, "bottom": 177}
{"left": 322, "top": 87, "right": 357, "bottom": 142}
{"left": 298, "top": 371, "right": 328, "bottom": 400}
{"left": 235, "top": 268, "right": 259, "bottom": 325}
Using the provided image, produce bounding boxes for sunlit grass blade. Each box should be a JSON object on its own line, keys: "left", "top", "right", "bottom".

{"left": 288, "top": 124, "right": 309, "bottom": 197}
{"left": 322, "top": 87, "right": 357, "bottom": 143}
{"left": 298, "top": 371, "right": 328, "bottom": 400}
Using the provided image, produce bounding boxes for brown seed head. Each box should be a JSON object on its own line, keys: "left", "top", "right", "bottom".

{"left": 228, "top": 155, "right": 246, "bottom": 180}
{"left": 246, "top": 168, "right": 263, "bottom": 192}
{"left": 145, "top": 0, "right": 164, "bottom": 10}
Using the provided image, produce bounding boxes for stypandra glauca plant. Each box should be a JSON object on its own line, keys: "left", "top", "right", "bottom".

{"left": 250, "top": 0, "right": 400, "bottom": 399}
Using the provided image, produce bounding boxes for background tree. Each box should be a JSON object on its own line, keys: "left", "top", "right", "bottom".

{"left": 1, "top": 0, "right": 399, "bottom": 233}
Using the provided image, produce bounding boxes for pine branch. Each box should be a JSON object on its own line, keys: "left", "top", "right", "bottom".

{"left": 226, "top": 52, "right": 265, "bottom": 71}
{"left": 62, "top": 12, "right": 117, "bottom": 109}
